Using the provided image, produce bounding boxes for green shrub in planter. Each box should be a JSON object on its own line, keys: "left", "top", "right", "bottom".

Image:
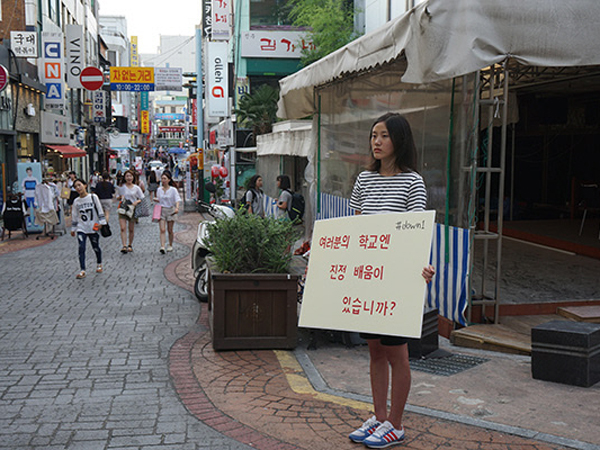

{"left": 205, "top": 211, "right": 300, "bottom": 274}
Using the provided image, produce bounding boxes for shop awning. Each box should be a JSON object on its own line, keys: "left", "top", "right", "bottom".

{"left": 257, "top": 124, "right": 312, "bottom": 158}
{"left": 46, "top": 145, "right": 87, "bottom": 158}
{"left": 277, "top": 0, "right": 600, "bottom": 119}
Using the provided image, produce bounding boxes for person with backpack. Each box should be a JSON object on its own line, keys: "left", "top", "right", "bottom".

{"left": 244, "top": 174, "right": 264, "bottom": 217}
{"left": 276, "top": 174, "right": 305, "bottom": 222}
{"left": 275, "top": 174, "right": 293, "bottom": 220}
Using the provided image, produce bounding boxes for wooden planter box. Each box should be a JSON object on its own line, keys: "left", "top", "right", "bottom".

{"left": 208, "top": 263, "right": 299, "bottom": 351}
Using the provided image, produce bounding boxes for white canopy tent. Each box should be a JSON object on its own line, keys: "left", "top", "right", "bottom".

{"left": 275, "top": 0, "right": 600, "bottom": 326}
{"left": 278, "top": 0, "right": 600, "bottom": 119}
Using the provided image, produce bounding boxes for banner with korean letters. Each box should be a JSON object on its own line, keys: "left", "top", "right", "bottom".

{"left": 299, "top": 211, "right": 436, "bottom": 338}
{"left": 10, "top": 31, "right": 38, "bottom": 58}
{"left": 92, "top": 90, "right": 106, "bottom": 123}
{"left": 41, "top": 31, "right": 65, "bottom": 109}
{"left": 211, "top": 0, "right": 232, "bottom": 40}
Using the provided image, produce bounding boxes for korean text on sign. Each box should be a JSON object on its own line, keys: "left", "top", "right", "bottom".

{"left": 319, "top": 234, "right": 350, "bottom": 250}
{"left": 341, "top": 297, "right": 398, "bottom": 317}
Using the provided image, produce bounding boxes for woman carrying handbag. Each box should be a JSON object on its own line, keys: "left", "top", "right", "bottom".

{"left": 71, "top": 179, "right": 106, "bottom": 279}
{"left": 154, "top": 170, "right": 181, "bottom": 254}
{"left": 116, "top": 169, "right": 144, "bottom": 254}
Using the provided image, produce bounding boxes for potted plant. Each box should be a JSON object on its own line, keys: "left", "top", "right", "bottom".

{"left": 204, "top": 210, "right": 301, "bottom": 350}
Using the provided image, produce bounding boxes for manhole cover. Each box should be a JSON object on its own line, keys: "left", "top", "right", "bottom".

{"left": 410, "top": 354, "right": 488, "bottom": 376}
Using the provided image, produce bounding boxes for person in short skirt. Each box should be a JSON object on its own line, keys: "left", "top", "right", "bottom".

{"left": 154, "top": 170, "right": 181, "bottom": 254}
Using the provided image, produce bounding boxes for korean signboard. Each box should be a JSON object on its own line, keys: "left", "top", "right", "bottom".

{"left": 154, "top": 113, "right": 184, "bottom": 121}
{"left": 154, "top": 67, "right": 183, "bottom": 91}
{"left": 130, "top": 36, "right": 140, "bottom": 67}
{"left": 109, "top": 67, "right": 154, "bottom": 91}
{"left": 66, "top": 25, "right": 84, "bottom": 88}
{"left": 140, "top": 110, "right": 150, "bottom": 134}
{"left": 41, "top": 31, "right": 66, "bottom": 109}
{"left": 10, "top": 31, "right": 37, "bottom": 58}
{"left": 241, "top": 31, "right": 315, "bottom": 59}
{"left": 92, "top": 90, "right": 106, "bottom": 123}
{"left": 206, "top": 41, "right": 228, "bottom": 117}
{"left": 299, "top": 211, "right": 436, "bottom": 338}
{"left": 211, "top": 0, "right": 231, "bottom": 40}
{"left": 203, "top": 0, "right": 212, "bottom": 39}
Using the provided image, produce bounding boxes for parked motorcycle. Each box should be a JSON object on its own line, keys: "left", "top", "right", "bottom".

{"left": 191, "top": 183, "right": 235, "bottom": 302}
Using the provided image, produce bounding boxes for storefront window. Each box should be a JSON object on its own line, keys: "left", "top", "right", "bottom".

{"left": 250, "top": 0, "right": 293, "bottom": 26}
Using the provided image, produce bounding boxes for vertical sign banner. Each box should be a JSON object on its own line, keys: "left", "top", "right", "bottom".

{"left": 206, "top": 41, "right": 228, "bottom": 117}
{"left": 203, "top": 0, "right": 212, "bottom": 39}
{"left": 130, "top": 36, "right": 139, "bottom": 67}
{"left": 140, "top": 91, "right": 149, "bottom": 111}
{"left": 299, "top": 211, "right": 436, "bottom": 338}
{"left": 66, "top": 24, "right": 84, "bottom": 88}
{"left": 211, "top": 0, "right": 232, "bottom": 40}
{"left": 41, "top": 31, "right": 65, "bottom": 109}
{"left": 10, "top": 31, "right": 38, "bottom": 58}
{"left": 92, "top": 90, "right": 106, "bottom": 123}
{"left": 140, "top": 110, "right": 150, "bottom": 134}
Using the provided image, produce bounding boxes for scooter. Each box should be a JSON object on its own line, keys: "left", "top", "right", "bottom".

{"left": 191, "top": 183, "right": 235, "bottom": 302}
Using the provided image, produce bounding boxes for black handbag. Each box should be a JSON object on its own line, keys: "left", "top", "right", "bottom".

{"left": 100, "top": 223, "right": 112, "bottom": 237}
{"left": 92, "top": 195, "right": 111, "bottom": 238}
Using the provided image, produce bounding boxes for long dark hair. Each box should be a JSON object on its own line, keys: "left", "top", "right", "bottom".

{"left": 148, "top": 170, "right": 157, "bottom": 184}
{"left": 161, "top": 170, "right": 176, "bottom": 187}
{"left": 276, "top": 174, "right": 291, "bottom": 190}
{"left": 247, "top": 174, "right": 262, "bottom": 191}
{"left": 367, "top": 113, "right": 418, "bottom": 173}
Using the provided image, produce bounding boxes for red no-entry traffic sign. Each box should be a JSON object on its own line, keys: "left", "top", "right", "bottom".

{"left": 80, "top": 66, "right": 104, "bottom": 91}
{"left": 0, "top": 64, "right": 9, "bottom": 92}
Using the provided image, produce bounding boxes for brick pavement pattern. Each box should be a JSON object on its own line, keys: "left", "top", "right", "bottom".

{"left": 0, "top": 209, "right": 572, "bottom": 450}
{"left": 0, "top": 208, "right": 253, "bottom": 450}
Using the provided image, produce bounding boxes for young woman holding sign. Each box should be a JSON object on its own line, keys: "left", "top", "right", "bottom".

{"left": 348, "top": 113, "right": 435, "bottom": 448}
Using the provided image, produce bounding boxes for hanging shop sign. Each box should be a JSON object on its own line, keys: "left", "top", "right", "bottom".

{"left": 41, "top": 111, "right": 69, "bottom": 144}
{"left": 66, "top": 24, "right": 84, "bottom": 88}
{"left": 10, "top": 31, "right": 38, "bottom": 58}
{"left": 109, "top": 67, "right": 154, "bottom": 91}
{"left": 241, "top": 31, "right": 314, "bottom": 59}
{"left": 154, "top": 67, "right": 183, "bottom": 91}
{"left": 130, "top": 36, "right": 140, "bottom": 67}
{"left": 41, "top": 31, "right": 66, "bottom": 109}
{"left": 206, "top": 41, "right": 228, "bottom": 117}
{"left": 211, "top": 0, "right": 231, "bottom": 40}
{"left": 92, "top": 90, "right": 106, "bottom": 123}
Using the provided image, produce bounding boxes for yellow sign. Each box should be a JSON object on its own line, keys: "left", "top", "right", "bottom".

{"left": 110, "top": 67, "right": 154, "bottom": 91}
{"left": 140, "top": 110, "right": 150, "bottom": 134}
{"left": 130, "top": 36, "right": 139, "bottom": 67}
{"left": 299, "top": 211, "right": 435, "bottom": 338}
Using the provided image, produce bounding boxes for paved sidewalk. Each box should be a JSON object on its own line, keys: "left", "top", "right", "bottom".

{"left": 1, "top": 210, "right": 596, "bottom": 449}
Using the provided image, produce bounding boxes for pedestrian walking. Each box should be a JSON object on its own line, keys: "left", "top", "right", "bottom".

{"left": 94, "top": 171, "right": 115, "bottom": 222}
{"left": 117, "top": 169, "right": 144, "bottom": 254}
{"left": 244, "top": 174, "right": 264, "bottom": 217}
{"left": 275, "top": 174, "right": 292, "bottom": 219}
{"left": 154, "top": 170, "right": 181, "bottom": 254}
{"left": 71, "top": 179, "right": 106, "bottom": 279}
{"left": 347, "top": 113, "right": 435, "bottom": 448}
{"left": 147, "top": 170, "right": 158, "bottom": 201}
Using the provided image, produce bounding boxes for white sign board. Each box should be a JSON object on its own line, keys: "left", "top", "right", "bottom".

{"left": 299, "top": 211, "right": 436, "bottom": 338}
{"left": 92, "top": 90, "right": 106, "bottom": 123}
{"left": 211, "top": 0, "right": 232, "bottom": 40}
{"left": 40, "top": 111, "right": 70, "bottom": 144}
{"left": 155, "top": 67, "right": 183, "bottom": 91}
{"left": 241, "top": 31, "right": 314, "bottom": 59}
{"left": 66, "top": 25, "right": 84, "bottom": 88}
{"left": 206, "top": 41, "right": 228, "bottom": 117}
{"left": 10, "top": 31, "right": 38, "bottom": 58}
{"left": 41, "top": 31, "right": 66, "bottom": 109}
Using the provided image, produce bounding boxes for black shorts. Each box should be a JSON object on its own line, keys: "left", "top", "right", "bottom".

{"left": 359, "top": 333, "right": 409, "bottom": 346}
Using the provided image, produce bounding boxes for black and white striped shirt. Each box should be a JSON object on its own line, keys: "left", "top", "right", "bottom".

{"left": 349, "top": 171, "right": 427, "bottom": 215}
